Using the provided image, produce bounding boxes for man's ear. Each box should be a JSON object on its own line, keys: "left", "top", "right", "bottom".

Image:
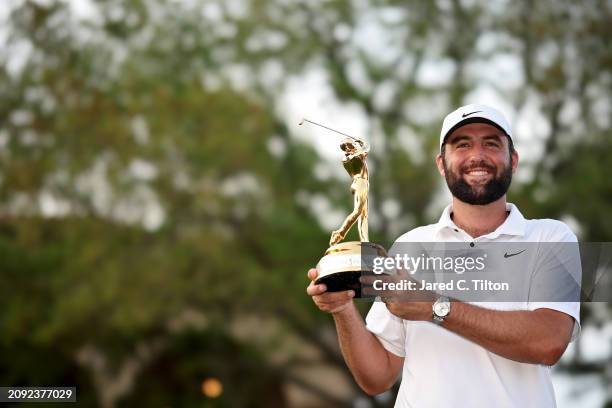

{"left": 435, "top": 154, "right": 446, "bottom": 177}
{"left": 511, "top": 150, "right": 519, "bottom": 173}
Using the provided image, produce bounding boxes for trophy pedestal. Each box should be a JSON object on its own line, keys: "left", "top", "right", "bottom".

{"left": 315, "top": 241, "right": 387, "bottom": 298}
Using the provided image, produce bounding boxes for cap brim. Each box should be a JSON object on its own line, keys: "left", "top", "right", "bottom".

{"left": 442, "top": 117, "right": 509, "bottom": 146}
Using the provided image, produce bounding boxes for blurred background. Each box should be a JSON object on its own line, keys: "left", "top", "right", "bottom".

{"left": 0, "top": 0, "right": 611, "bottom": 407}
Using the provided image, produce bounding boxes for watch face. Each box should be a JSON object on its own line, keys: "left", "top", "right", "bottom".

{"left": 435, "top": 302, "right": 450, "bottom": 317}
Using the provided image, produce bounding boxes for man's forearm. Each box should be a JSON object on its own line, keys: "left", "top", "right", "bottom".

{"left": 442, "top": 301, "right": 573, "bottom": 365}
{"left": 332, "top": 303, "right": 402, "bottom": 395}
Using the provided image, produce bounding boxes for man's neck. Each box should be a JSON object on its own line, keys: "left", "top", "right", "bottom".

{"left": 450, "top": 196, "right": 509, "bottom": 238}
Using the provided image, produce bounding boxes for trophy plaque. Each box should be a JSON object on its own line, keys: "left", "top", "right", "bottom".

{"left": 299, "top": 119, "right": 388, "bottom": 297}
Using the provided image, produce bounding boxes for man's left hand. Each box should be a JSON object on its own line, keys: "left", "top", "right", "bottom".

{"left": 360, "top": 272, "right": 436, "bottom": 322}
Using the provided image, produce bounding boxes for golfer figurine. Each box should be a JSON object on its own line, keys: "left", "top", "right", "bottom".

{"left": 330, "top": 138, "right": 370, "bottom": 246}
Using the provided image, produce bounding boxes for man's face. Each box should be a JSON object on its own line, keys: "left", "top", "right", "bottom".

{"left": 436, "top": 122, "right": 519, "bottom": 205}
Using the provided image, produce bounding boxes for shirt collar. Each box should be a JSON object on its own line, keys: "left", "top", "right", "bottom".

{"left": 435, "top": 202, "right": 526, "bottom": 238}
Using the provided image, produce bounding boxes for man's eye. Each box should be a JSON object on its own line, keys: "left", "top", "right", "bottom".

{"left": 457, "top": 143, "right": 469, "bottom": 148}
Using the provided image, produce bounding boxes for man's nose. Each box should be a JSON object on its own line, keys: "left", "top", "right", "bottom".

{"left": 468, "top": 144, "right": 487, "bottom": 159}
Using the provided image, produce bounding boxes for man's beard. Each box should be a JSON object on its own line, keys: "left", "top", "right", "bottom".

{"left": 443, "top": 159, "right": 512, "bottom": 205}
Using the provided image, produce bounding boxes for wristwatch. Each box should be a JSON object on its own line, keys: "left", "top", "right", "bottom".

{"left": 432, "top": 296, "right": 451, "bottom": 325}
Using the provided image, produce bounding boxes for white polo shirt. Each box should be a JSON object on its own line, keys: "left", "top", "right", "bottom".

{"left": 365, "top": 203, "right": 581, "bottom": 408}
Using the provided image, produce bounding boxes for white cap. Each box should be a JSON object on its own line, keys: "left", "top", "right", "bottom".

{"left": 439, "top": 104, "right": 512, "bottom": 151}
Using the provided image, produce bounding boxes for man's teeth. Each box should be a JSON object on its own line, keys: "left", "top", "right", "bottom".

{"left": 466, "top": 170, "right": 490, "bottom": 175}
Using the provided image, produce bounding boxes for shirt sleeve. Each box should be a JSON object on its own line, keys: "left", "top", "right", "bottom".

{"left": 527, "top": 223, "right": 582, "bottom": 341}
{"left": 527, "top": 301, "right": 581, "bottom": 341}
{"left": 365, "top": 301, "right": 407, "bottom": 357}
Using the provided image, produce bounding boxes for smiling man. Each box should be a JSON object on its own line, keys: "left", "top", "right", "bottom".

{"left": 307, "top": 104, "right": 581, "bottom": 407}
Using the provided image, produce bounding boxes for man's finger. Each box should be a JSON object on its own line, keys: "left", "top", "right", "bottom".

{"left": 360, "top": 274, "right": 384, "bottom": 285}
{"left": 307, "top": 282, "right": 327, "bottom": 296}
{"left": 307, "top": 268, "right": 318, "bottom": 281}
{"left": 362, "top": 286, "right": 382, "bottom": 297}
{"left": 313, "top": 290, "right": 354, "bottom": 303}
{"left": 395, "top": 266, "right": 414, "bottom": 280}
{"left": 360, "top": 274, "right": 395, "bottom": 286}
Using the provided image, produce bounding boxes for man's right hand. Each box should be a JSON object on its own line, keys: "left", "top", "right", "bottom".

{"left": 306, "top": 268, "right": 403, "bottom": 396}
{"left": 306, "top": 268, "right": 355, "bottom": 314}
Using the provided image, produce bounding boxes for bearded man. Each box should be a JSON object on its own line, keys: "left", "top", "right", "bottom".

{"left": 307, "top": 104, "right": 581, "bottom": 407}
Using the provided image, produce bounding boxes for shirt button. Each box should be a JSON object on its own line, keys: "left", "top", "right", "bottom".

{"left": 470, "top": 242, "right": 475, "bottom": 247}
{"left": 454, "top": 229, "right": 459, "bottom": 232}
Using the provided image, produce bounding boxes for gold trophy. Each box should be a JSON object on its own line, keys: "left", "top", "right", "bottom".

{"left": 299, "top": 119, "right": 387, "bottom": 297}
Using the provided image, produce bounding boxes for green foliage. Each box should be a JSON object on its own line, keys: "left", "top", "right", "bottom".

{"left": 122, "top": 328, "right": 287, "bottom": 408}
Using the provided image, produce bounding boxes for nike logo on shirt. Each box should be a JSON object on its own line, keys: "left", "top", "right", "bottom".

{"left": 504, "top": 249, "right": 526, "bottom": 258}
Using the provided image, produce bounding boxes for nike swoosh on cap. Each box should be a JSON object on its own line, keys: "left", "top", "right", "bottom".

{"left": 462, "top": 110, "right": 482, "bottom": 118}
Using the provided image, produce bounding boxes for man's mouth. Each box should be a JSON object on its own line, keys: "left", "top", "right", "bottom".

{"left": 462, "top": 167, "right": 495, "bottom": 182}
{"left": 465, "top": 169, "right": 490, "bottom": 175}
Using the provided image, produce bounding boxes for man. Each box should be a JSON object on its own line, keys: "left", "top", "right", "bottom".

{"left": 306, "top": 104, "right": 581, "bottom": 407}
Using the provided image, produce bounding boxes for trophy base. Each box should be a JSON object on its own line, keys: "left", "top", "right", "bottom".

{"left": 315, "top": 271, "right": 363, "bottom": 297}
{"left": 315, "top": 241, "right": 387, "bottom": 298}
